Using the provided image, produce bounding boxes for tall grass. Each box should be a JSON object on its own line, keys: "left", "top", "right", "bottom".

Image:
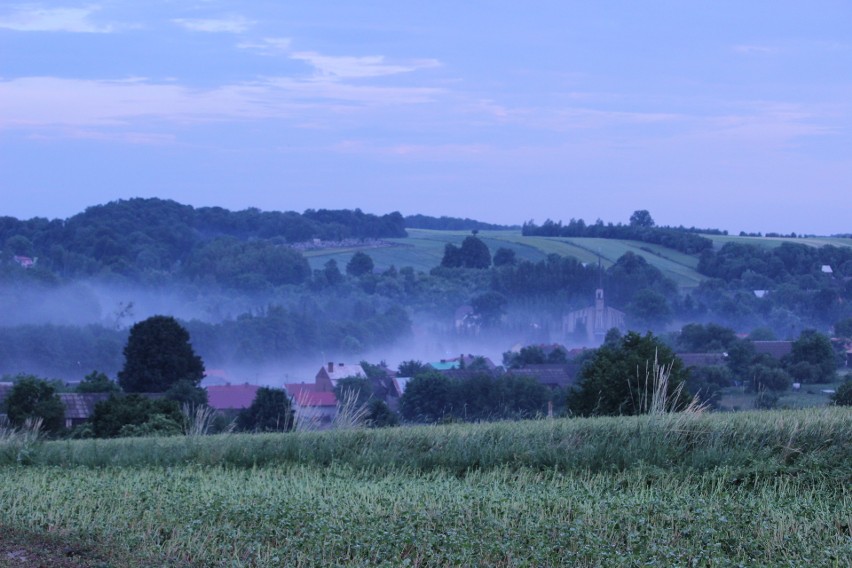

{"left": 30, "top": 408, "right": 852, "bottom": 477}
{"left": 0, "top": 417, "right": 43, "bottom": 465}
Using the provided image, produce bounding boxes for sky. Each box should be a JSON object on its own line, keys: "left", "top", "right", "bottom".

{"left": 1, "top": 1, "right": 850, "bottom": 235}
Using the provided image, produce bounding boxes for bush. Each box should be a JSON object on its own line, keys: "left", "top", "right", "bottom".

{"left": 832, "top": 380, "right": 852, "bottom": 406}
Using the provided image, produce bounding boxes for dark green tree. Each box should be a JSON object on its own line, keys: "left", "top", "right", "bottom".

{"left": 118, "top": 316, "right": 205, "bottom": 393}
{"left": 459, "top": 236, "right": 491, "bottom": 269}
{"left": 237, "top": 387, "right": 294, "bottom": 432}
{"left": 333, "top": 377, "right": 373, "bottom": 408}
{"left": 398, "top": 360, "right": 426, "bottom": 377}
{"left": 399, "top": 372, "right": 453, "bottom": 422}
{"left": 832, "top": 380, "right": 852, "bottom": 406}
{"left": 568, "top": 331, "right": 690, "bottom": 416}
{"left": 4, "top": 375, "right": 65, "bottom": 434}
{"left": 788, "top": 330, "right": 837, "bottom": 383}
{"left": 626, "top": 289, "right": 672, "bottom": 331}
{"left": 346, "top": 252, "right": 374, "bottom": 277}
{"left": 90, "top": 394, "right": 183, "bottom": 438}
{"left": 365, "top": 399, "right": 399, "bottom": 427}
{"left": 629, "top": 210, "right": 655, "bottom": 228}
{"left": 471, "top": 291, "right": 508, "bottom": 327}
{"left": 323, "top": 259, "right": 344, "bottom": 285}
{"left": 165, "top": 379, "right": 209, "bottom": 406}
{"left": 76, "top": 370, "right": 121, "bottom": 394}
{"left": 492, "top": 247, "right": 517, "bottom": 267}
{"left": 440, "top": 243, "right": 463, "bottom": 268}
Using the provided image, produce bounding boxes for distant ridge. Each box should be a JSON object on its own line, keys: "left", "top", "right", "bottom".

{"left": 404, "top": 214, "right": 518, "bottom": 231}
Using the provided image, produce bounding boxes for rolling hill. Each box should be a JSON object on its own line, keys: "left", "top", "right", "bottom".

{"left": 303, "top": 229, "right": 852, "bottom": 289}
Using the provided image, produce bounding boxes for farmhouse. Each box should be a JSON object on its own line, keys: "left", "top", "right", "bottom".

{"left": 314, "top": 362, "right": 366, "bottom": 392}
{"left": 284, "top": 383, "right": 338, "bottom": 424}
{"left": 58, "top": 393, "right": 111, "bottom": 429}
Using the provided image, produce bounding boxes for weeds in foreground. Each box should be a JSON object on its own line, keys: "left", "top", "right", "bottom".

{"left": 181, "top": 404, "right": 233, "bottom": 437}
{"left": 0, "top": 417, "right": 43, "bottom": 465}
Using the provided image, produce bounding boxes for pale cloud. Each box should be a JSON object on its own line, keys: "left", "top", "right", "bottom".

{"left": 236, "top": 37, "right": 292, "bottom": 55}
{"left": 0, "top": 5, "right": 113, "bottom": 33}
{"left": 732, "top": 44, "right": 777, "bottom": 55}
{"left": 0, "top": 75, "right": 443, "bottom": 134}
{"left": 290, "top": 52, "right": 440, "bottom": 79}
{"left": 172, "top": 15, "right": 254, "bottom": 33}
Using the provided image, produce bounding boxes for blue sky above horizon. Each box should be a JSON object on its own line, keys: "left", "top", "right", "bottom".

{"left": 1, "top": 1, "right": 850, "bottom": 235}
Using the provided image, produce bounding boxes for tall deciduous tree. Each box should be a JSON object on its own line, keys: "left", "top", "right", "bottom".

{"left": 346, "top": 252, "right": 375, "bottom": 276}
{"left": 4, "top": 375, "right": 65, "bottom": 434}
{"left": 237, "top": 387, "right": 294, "bottom": 432}
{"left": 568, "top": 331, "right": 689, "bottom": 416}
{"left": 118, "top": 315, "right": 204, "bottom": 393}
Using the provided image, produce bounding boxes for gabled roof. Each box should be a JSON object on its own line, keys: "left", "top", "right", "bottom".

{"left": 318, "top": 363, "right": 366, "bottom": 383}
{"left": 286, "top": 383, "right": 337, "bottom": 407}
{"left": 58, "top": 393, "right": 111, "bottom": 420}
{"left": 206, "top": 384, "right": 260, "bottom": 410}
{"left": 286, "top": 384, "right": 337, "bottom": 408}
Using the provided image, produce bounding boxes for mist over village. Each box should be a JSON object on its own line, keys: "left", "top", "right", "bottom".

{"left": 1, "top": 2, "right": 850, "bottom": 566}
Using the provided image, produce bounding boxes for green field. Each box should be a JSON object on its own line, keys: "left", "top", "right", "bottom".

{"left": 1, "top": 408, "right": 850, "bottom": 566}
{"left": 304, "top": 229, "right": 852, "bottom": 290}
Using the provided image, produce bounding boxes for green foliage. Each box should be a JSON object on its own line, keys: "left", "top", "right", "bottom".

{"left": 831, "top": 380, "right": 852, "bottom": 406}
{"left": 503, "top": 345, "right": 568, "bottom": 368}
{"left": 164, "top": 379, "right": 208, "bottom": 406}
{"left": 606, "top": 252, "right": 677, "bottom": 307}
{"left": 346, "top": 251, "right": 374, "bottom": 276}
{"left": 333, "top": 377, "right": 373, "bottom": 409}
{"left": 237, "top": 387, "right": 293, "bottom": 432}
{"left": 492, "top": 247, "right": 517, "bottom": 266}
{"left": 364, "top": 399, "right": 399, "bottom": 427}
{"left": 440, "top": 236, "right": 491, "bottom": 269}
{"left": 676, "top": 323, "right": 739, "bottom": 352}
{"left": 626, "top": 288, "right": 672, "bottom": 330}
{"left": 399, "top": 372, "right": 452, "bottom": 422}
{"left": 400, "top": 371, "right": 550, "bottom": 423}
{"left": 90, "top": 394, "right": 183, "bottom": 438}
{"left": 397, "top": 360, "right": 426, "bottom": 377}
{"left": 185, "top": 237, "right": 311, "bottom": 290}
{"left": 569, "top": 331, "right": 690, "bottom": 416}
{"left": 471, "top": 291, "right": 507, "bottom": 327}
{"left": 3, "top": 375, "right": 65, "bottom": 434}
{"left": 629, "top": 209, "right": 655, "bottom": 228}
{"left": 747, "top": 364, "right": 792, "bottom": 392}
{"left": 75, "top": 370, "right": 121, "bottom": 394}
{"left": 789, "top": 330, "right": 837, "bottom": 383}
{"left": 753, "top": 389, "right": 779, "bottom": 410}
{"left": 118, "top": 316, "right": 205, "bottom": 393}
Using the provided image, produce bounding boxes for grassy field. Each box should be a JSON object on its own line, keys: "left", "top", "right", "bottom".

{"left": 304, "top": 229, "right": 852, "bottom": 290}
{"left": 1, "top": 408, "right": 850, "bottom": 566}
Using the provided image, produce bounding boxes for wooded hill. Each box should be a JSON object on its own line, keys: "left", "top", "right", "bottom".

{"left": 1, "top": 198, "right": 851, "bottom": 380}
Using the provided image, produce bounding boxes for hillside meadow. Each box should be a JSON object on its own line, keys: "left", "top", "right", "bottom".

{"left": 0, "top": 407, "right": 850, "bottom": 567}
{"left": 305, "top": 228, "right": 852, "bottom": 289}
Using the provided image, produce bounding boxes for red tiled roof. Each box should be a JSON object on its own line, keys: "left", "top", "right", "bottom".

{"left": 285, "top": 383, "right": 337, "bottom": 407}
{"left": 206, "top": 384, "right": 260, "bottom": 410}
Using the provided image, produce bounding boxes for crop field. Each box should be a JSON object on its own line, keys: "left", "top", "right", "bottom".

{"left": 1, "top": 408, "right": 850, "bottom": 567}
{"left": 305, "top": 229, "right": 708, "bottom": 288}
{"left": 303, "top": 229, "right": 852, "bottom": 289}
